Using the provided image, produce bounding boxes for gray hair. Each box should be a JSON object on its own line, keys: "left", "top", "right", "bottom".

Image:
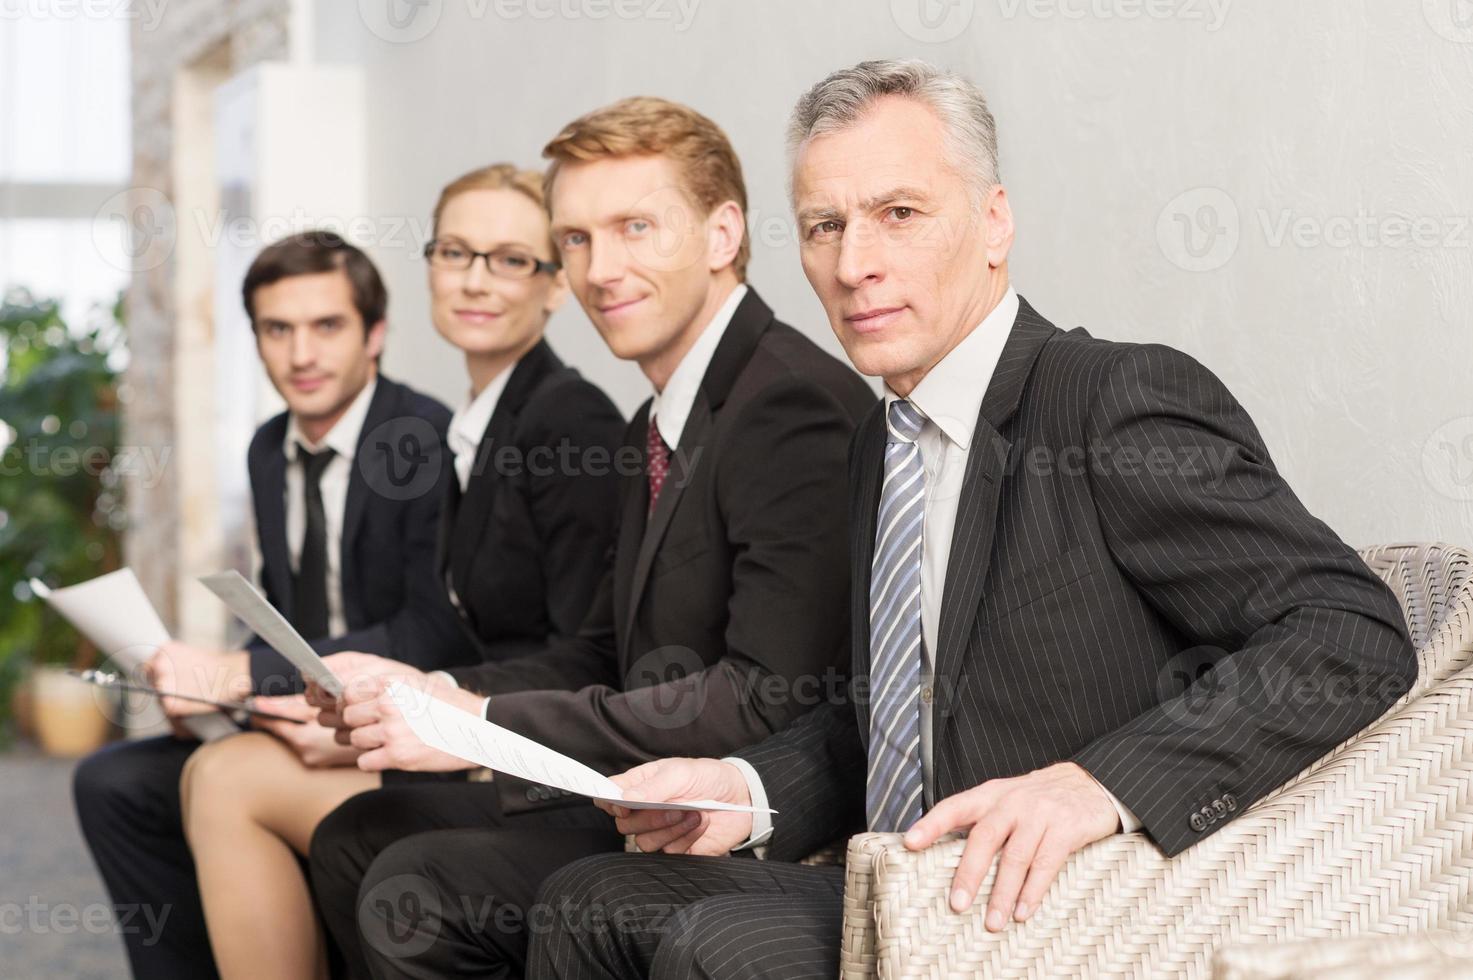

{"left": 786, "top": 59, "right": 1001, "bottom": 197}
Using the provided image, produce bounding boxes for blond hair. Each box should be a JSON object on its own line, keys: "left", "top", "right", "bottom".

{"left": 431, "top": 163, "right": 553, "bottom": 252}
{"left": 542, "top": 96, "right": 750, "bottom": 279}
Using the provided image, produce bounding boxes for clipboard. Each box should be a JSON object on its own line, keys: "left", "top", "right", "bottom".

{"left": 66, "top": 669, "right": 308, "bottom": 724}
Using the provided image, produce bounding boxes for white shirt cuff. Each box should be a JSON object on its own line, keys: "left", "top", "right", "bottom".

{"left": 1082, "top": 768, "right": 1142, "bottom": 834}
{"left": 723, "top": 756, "right": 773, "bottom": 855}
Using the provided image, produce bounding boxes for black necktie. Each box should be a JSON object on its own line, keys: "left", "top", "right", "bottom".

{"left": 292, "top": 444, "right": 336, "bottom": 640}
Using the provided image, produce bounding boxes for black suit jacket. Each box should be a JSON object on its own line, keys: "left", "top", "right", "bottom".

{"left": 450, "top": 288, "right": 877, "bottom": 813}
{"left": 437, "top": 340, "right": 625, "bottom": 663}
{"left": 736, "top": 296, "right": 1417, "bottom": 859}
{"left": 246, "top": 374, "right": 471, "bottom": 693}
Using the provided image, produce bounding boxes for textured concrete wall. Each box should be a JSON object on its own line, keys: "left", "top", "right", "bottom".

{"left": 125, "top": 0, "right": 290, "bottom": 630}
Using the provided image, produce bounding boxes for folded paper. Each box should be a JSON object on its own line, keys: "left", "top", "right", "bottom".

{"left": 387, "top": 682, "right": 774, "bottom": 814}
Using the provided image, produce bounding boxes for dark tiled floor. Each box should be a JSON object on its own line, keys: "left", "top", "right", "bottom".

{"left": 1, "top": 744, "right": 130, "bottom": 979}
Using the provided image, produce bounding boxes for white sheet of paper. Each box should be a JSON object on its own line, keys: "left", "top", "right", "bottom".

{"left": 30, "top": 569, "right": 238, "bottom": 741}
{"left": 386, "top": 682, "right": 775, "bottom": 814}
{"left": 197, "top": 570, "right": 344, "bottom": 697}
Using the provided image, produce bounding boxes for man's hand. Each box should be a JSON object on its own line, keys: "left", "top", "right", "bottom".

{"left": 594, "top": 758, "right": 755, "bottom": 857}
{"left": 250, "top": 694, "right": 362, "bottom": 768}
{"left": 143, "top": 642, "right": 251, "bottom": 718}
{"left": 310, "top": 652, "right": 440, "bottom": 731}
{"left": 349, "top": 684, "right": 480, "bottom": 773}
{"left": 902, "top": 762, "right": 1120, "bottom": 929}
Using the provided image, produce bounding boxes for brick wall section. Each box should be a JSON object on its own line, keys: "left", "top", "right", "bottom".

{"left": 124, "top": 0, "right": 290, "bottom": 630}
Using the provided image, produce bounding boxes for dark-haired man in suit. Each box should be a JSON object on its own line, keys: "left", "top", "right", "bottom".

{"left": 527, "top": 60, "right": 1418, "bottom": 980}
{"left": 73, "top": 231, "right": 471, "bottom": 980}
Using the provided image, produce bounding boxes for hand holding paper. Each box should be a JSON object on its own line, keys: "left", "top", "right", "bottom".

{"left": 313, "top": 651, "right": 466, "bottom": 740}
{"left": 348, "top": 680, "right": 479, "bottom": 773}
{"left": 198, "top": 570, "right": 344, "bottom": 698}
{"left": 386, "top": 683, "right": 774, "bottom": 816}
{"left": 30, "top": 570, "right": 238, "bottom": 742}
{"left": 599, "top": 757, "right": 771, "bottom": 856}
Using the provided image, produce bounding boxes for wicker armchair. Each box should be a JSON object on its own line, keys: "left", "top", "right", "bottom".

{"left": 837, "top": 543, "right": 1473, "bottom": 979}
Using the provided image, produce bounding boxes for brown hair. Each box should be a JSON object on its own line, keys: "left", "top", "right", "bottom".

{"left": 542, "top": 96, "right": 750, "bottom": 279}
{"left": 242, "top": 230, "right": 387, "bottom": 332}
{"left": 431, "top": 163, "right": 553, "bottom": 253}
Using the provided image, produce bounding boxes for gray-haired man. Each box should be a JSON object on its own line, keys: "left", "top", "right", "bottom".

{"left": 522, "top": 58, "right": 1413, "bottom": 979}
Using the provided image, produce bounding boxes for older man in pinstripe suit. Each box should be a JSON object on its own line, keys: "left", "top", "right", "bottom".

{"left": 515, "top": 59, "right": 1419, "bottom": 979}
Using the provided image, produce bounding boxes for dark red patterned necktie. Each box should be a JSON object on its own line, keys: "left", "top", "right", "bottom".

{"left": 647, "top": 415, "right": 671, "bottom": 516}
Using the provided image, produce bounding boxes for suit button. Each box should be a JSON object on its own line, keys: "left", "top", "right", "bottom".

{"left": 1190, "top": 812, "right": 1207, "bottom": 832}
{"left": 525, "top": 788, "right": 538, "bottom": 803}
{"left": 1224, "top": 793, "right": 1237, "bottom": 812}
{"left": 1212, "top": 799, "right": 1228, "bottom": 818}
{"left": 921, "top": 686, "right": 934, "bottom": 705}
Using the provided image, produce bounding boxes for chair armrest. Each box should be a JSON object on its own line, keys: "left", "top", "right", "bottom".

{"left": 1213, "top": 930, "right": 1473, "bottom": 979}
{"left": 841, "top": 653, "right": 1473, "bottom": 978}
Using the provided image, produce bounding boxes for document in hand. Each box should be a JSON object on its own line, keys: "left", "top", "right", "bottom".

{"left": 29, "top": 569, "right": 238, "bottom": 741}
{"left": 197, "top": 570, "right": 344, "bottom": 697}
{"left": 387, "top": 682, "right": 775, "bottom": 815}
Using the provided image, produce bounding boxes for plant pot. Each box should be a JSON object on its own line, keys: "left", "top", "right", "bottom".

{"left": 31, "top": 665, "right": 115, "bottom": 757}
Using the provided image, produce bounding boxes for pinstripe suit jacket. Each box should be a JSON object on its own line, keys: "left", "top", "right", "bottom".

{"left": 735, "top": 296, "right": 1416, "bottom": 859}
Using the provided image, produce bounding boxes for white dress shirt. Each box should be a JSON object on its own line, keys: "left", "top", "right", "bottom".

{"left": 733, "top": 287, "right": 1139, "bottom": 851}
{"left": 447, "top": 365, "right": 513, "bottom": 493}
{"left": 648, "top": 283, "right": 748, "bottom": 445}
{"left": 282, "top": 376, "right": 377, "bottom": 639}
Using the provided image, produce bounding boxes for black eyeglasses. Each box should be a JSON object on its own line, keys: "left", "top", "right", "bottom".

{"left": 423, "top": 239, "right": 560, "bottom": 280}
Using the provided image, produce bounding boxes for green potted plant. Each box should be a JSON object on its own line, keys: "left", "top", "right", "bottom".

{"left": 0, "top": 288, "right": 129, "bottom": 753}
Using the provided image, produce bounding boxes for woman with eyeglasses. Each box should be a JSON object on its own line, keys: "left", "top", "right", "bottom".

{"left": 176, "top": 164, "right": 626, "bottom": 980}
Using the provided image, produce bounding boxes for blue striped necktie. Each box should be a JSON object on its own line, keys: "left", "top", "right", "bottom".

{"left": 866, "top": 398, "right": 928, "bottom": 833}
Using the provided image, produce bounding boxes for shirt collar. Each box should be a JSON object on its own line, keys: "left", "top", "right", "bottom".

{"left": 884, "top": 286, "right": 1018, "bottom": 451}
{"left": 649, "top": 283, "right": 748, "bottom": 448}
{"left": 284, "top": 376, "right": 378, "bottom": 463}
{"left": 448, "top": 362, "right": 514, "bottom": 459}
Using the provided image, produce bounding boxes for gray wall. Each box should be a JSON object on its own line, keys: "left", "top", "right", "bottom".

{"left": 312, "top": 0, "right": 1473, "bottom": 548}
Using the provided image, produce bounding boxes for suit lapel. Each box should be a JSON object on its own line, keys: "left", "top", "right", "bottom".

{"left": 256, "top": 444, "right": 293, "bottom": 619}
{"left": 932, "top": 298, "right": 1059, "bottom": 709}
{"left": 618, "top": 288, "right": 775, "bottom": 658}
{"left": 611, "top": 405, "right": 653, "bottom": 655}
{"left": 436, "top": 469, "right": 462, "bottom": 583}
{"left": 340, "top": 378, "right": 400, "bottom": 605}
{"left": 849, "top": 404, "right": 886, "bottom": 740}
{"left": 449, "top": 342, "right": 560, "bottom": 595}
{"left": 931, "top": 421, "right": 1012, "bottom": 707}
{"left": 449, "top": 406, "right": 516, "bottom": 588}
{"left": 623, "top": 392, "right": 713, "bottom": 655}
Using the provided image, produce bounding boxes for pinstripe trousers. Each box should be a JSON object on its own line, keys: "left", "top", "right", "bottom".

{"left": 526, "top": 853, "right": 846, "bottom": 980}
